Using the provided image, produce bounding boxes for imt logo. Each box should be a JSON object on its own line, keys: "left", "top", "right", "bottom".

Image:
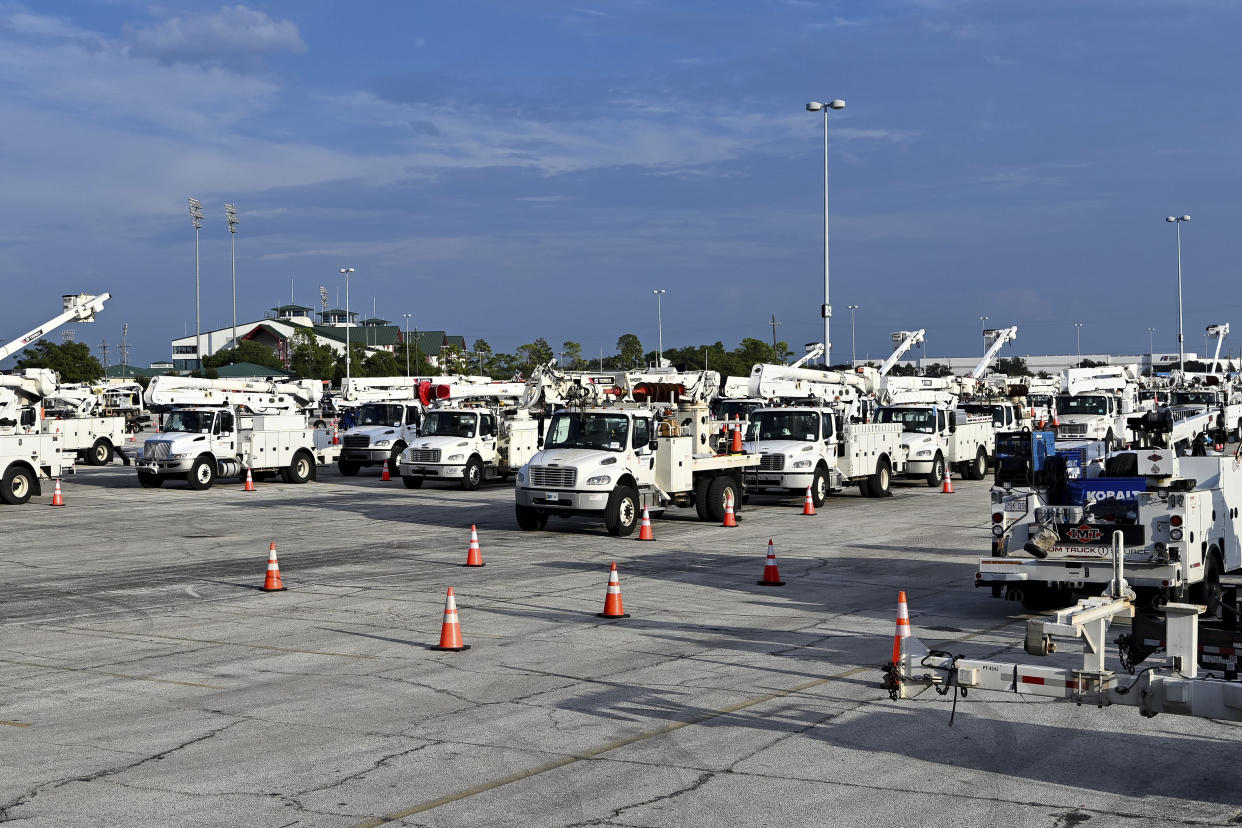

{"left": 1066, "top": 525, "right": 1103, "bottom": 542}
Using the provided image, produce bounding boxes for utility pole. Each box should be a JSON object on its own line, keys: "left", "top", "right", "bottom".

{"left": 120, "top": 323, "right": 130, "bottom": 379}
{"left": 769, "top": 313, "right": 781, "bottom": 355}
{"left": 100, "top": 339, "right": 109, "bottom": 371}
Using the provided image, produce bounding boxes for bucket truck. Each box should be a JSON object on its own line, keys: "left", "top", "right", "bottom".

{"left": 336, "top": 375, "right": 492, "bottom": 476}
{"left": 877, "top": 330, "right": 926, "bottom": 377}
{"left": 43, "top": 381, "right": 147, "bottom": 465}
{"left": 136, "top": 376, "right": 337, "bottom": 490}
{"left": 0, "top": 293, "right": 111, "bottom": 366}
{"left": 741, "top": 362, "right": 902, "bottom": 504}
{"left": 712, "top": 344, "right": 830, "bottom": 424}
{"left": 514, "top": 368, "right": 759, "bottom": 536}
{"left": 0, "top": 370, "right": 75, "bottom": 504}
{"left": 1056, "top": 365, "right": 1141, "bottom": 448}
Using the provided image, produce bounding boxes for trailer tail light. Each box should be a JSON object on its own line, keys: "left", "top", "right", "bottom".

{"left": 992, "top": 512, "right": 1004, "bottom": 523}
{"left": 1170, "top": 514, "right": 1183, "bottom": 527}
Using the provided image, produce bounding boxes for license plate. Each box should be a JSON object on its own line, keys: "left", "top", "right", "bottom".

{"left": 544, "top": 492, "right": 560, "bottom": 502}
{"left": 1002, "top": 496, "right": 1026, "bottom": 511}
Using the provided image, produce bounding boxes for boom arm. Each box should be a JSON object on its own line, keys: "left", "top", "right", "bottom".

{"left": 0, "top": 293, "right": 111, "bottom": 364}
{"left": 970, "top": 326, "right": 1017, "bottom": 380}
{"left": 879, "top": 330, "right": 926, "bottom": 377}
{"left": 145, "top": 376, "right": 322, "bottom": 414}
{"left": 789, "top": 343, "right": 825, "bottom": 370}
{"left": 1206, "top": 323, "right": 1229, "bottom": 374}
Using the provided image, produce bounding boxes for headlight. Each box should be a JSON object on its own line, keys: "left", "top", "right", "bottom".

{"left": 791, "top": 460, "right": 813, "bottom": 469}
{"left": 373, "top": 440, "right": 391, "bottom": 448}
{"left": 915, "top": 449, "right": 933, "bottom": 458}
{"left": 516, "top": 469, "right": 526, "bottom": 483}
{"left": 587, "top": 475, "right": 611, "bottom": 485}
{"left": 446, "top": 453, "right": 465, "bottom": 462}
{"left": 1170, "top": 528, "right": 1183, "bottom": 541}
{"left": 168, "top": 453, "right": 186, "bottom": 460}
{"left": 600, "top": 456, "right": 617, "bottom": 465}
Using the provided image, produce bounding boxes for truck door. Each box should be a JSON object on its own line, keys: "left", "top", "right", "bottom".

{"left": 480, "top": 413, "right": 497, "bottom": 454}
{"left": 214, "top": 410, "right": 236, "bottom": 452}
{"left": 632, "top": 417, "right": 654, "bottom": 469}
{"left": 821, "top": 413, "right": 837, "bottom": 459}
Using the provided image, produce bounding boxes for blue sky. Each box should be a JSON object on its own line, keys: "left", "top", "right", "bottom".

{"left": 2, "top": 1, "right": 1241, "bottom": 367}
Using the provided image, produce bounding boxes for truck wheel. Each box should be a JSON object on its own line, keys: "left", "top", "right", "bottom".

{"left": 605, "top": 486, "right": 639, "bottom": 536}
{"left": 925, "top": 454, "right": 945, "bottom": 488}
{"left": 705, "top": 476, "right": 740, "bottom": 523}
{"left": 866, "top": 458, "right": 891, "bottom": 498}
{"left": 1, "top": 466, "right": 34, "bottom": 505}
{"left": 462, "top": 457, "right": 483, "bottom": 491}
{"left": 516, "top": 504, "right": 542, "bottom": 531}
{"left": 88, "top": 439, "right": 113, "bottom": 466}
{"left": 283, "top": 452, "right": 314, "bottom": 484}
{"left": 694, "top": 477, "right": 712, "bottom": 521}
{"left": 1193, "top": 552, "right": 1224, "bottom": 620}
{"left": 810, "top": 467, "right": 829, "bottom": 507}
{"left": 337, "top": 460, "right": 360, "bottom": 477}
{"left": 388, "top": 445, "right": 404, "bottom": 477}
{"left": 966, "top": 447, "right": 987, "bottom": 481}
{"left": 402, "top": 475, "right": 424, "bottom": 489}
{"left": 137, "top": 471, "right": 164, "bottom": 489}
{"left": 187, "top": 457, "right": 215, "bottom": 490}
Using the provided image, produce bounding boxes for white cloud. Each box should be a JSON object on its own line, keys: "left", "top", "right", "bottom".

{"left": 124, "top": 5, "right": 306, "bottom": 71}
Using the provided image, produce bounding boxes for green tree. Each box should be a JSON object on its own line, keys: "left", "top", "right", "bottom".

{"left": 516, "top": 338, "right": 555, "bottom": 374}
{"left": 439, "top": 343, "right": 469, "bottom": 374}
{"left": 14, "top": 341, "right": 104, "bottom": 383}
{"left": 203, "top": 340, "right": 284, "bottom": 372}
{"left": 471, "top": 339, "right": 494, "bottom": 375}
{"left": 561, "top": 340, "right": 583, "bottom": 370}
{"left": 363, "top": 349, "right": 400, "bottom": 377}
{"left": 490, "top": 352, "right": 523, "bottom": 379}
{"left": 995, "top": 356, "right": 1030, "bottom": 376}
{"left": 923, "top": 362, "right": 954, "bottom": 378}
{"left": 288, "top": 330, "right": 337, "bottom": 380}
{"left": 1078, "top": 358, "right": 1104, "bottom": 369}
{"left": 616, "top": 334, "right": 644, "bottom": 368}
{"left": 334, "top": 342, "right": 369, "bottom": 383}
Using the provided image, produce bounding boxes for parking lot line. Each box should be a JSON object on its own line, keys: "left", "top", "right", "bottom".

{"left": 55, "top": 626, "right": 380, "bottom": 659}
{"left": 0, "top": 657, "right": 227, "bottom": 690}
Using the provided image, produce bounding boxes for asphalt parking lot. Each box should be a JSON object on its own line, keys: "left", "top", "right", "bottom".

{"left": 3, "top": 454, "right": 1241, "bottom": 827}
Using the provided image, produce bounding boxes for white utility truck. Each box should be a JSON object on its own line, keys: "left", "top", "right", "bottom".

{"left": 1167, "top": 371, "right": 1242, "bottom": 444}
{"left": 43, "top": 381, "right": 146, "bottom": 465}
{"left": 514, "top": 369, "right": 759, "bottom": 536}
{"left": 137, "top": 376, "right": 337, "bottom": 490}
{"left": 1055, "top": 365, "right": 1142, "bottom": 448}
{"left": 336, "top": 375, "right": 491, "bottom": 476}
{"left": 874, "top": 379, "right": 993, "bottom": 486}
{"left": 741, "top": 362, "right": 901, "bottom": 504}
{"left": 398, "top": 379, "right": 535, "bottom": 490}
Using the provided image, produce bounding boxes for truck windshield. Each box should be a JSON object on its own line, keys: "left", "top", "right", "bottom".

{"left": 749, "top": 411, "right": 819, "bottom": 442}
{"left": 1030, "top": 395, "right": 1052, "bottom": 409}
{"left": 961, "top": 404, "right": 1006, "bottom": 427}
{"left": 422, "top": 411, "right": 478, "bottom": 438}
{"left": 1057, "top": 395, "right": 1108, "bottom": 416}
{"left": 358, "top": 403, "right": 406, "bottom": 426}
{"left": 164, "top": 411, "right": 213, "bottom": 433}
{"left": 713, "top": 399, "right": 760, "bottom": 422}
{"left": 1171, "top": 392, "right": 1217, "bottom": 406}
{"left": 545, "top": 412, "right": 629, "bottom": 451}
{"left": 875, "top": 407, "right": 936, "bottom": 434}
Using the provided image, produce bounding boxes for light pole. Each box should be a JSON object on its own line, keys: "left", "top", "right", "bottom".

{"left": 225, "top": 204, "right": 238, "bottom": 350}
{"left": 403, "top": 313, "right": 412, "bottom": 377}
{"left": 847, "top": 305, "right": 860, "bottom": 366}
{"left": 339, "top": 267, "right": 355, "bottom": 385}
{"left": 187, "top": 197, "right": 204, "bottom": 371}
{"left": 652, "top": 289, "right": 666, "bottom": 367}
{"left": 978, "top": 316, "right": 989, "bottom": 353}
{"left": 806, "top": 98, "right": 846, "bottom": 364}
{"left": 1147, "top": 327, "right": 1156, "bottom": 374}
{"left": 1074, "top": 322, "right": 1084, "bottom": 360}
{"left": 1166, "top": 215, "right": 1191, "bottom": 370}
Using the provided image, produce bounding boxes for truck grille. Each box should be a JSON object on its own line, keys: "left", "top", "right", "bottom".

{"left": 343, "top": 435, "right": 370, "bottom": 449}
{"left": 410, "top": 449, "right": 441, "bottom": 463}
{"left": 759, "top": 453, "right": 784, "bottom": 471}
{"left": 1058, "top": 423, "right": 1089, "bottom": 437}
{"left": 528, "top": 466, "right": 577, "bottom": 488}
{"left": 143, "top": 441, "right": 172, "bottom": 460}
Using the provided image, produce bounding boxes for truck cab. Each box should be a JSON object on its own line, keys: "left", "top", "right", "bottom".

{"left": 1055, "top": 393, "right": 1129, "bottom": 447}
{"left": 138, "top": 407, "right": 241, "bottom": 488}
{"left": 399, "top": 406, "right": 539, "bottom": 490}
{"left": 338, "top": 402, "right": 421, "bottom": 476}
{"left": 875, "top": 404, "right": 993, "bottom": 485}
{"left": 0, "top": 391, "right": 72, "bottom": 505}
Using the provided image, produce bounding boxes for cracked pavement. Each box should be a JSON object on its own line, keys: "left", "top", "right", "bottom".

{"left": 2, "top": 460, "right": 1241, "bottom": 826}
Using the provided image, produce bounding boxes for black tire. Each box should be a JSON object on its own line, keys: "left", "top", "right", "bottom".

{"left": 1, "top": 465, "right": 35, "bottom": 505}
{"left": 810, "top": 466, "right": 829, "bottom": 507}
{"left": 313, "top": 419, "right": 327, "bottom": 430}
{"left": 966, "top": 447, "right": 987, "bottom": 481}
{"left": 705, "top": 476, "right": 740, "bottom": 523}
{"left": 925, "top": 453, "right": 945, "bottom": 488}
{"left": 694, "top": 477, "right": 712, "bottom": 521}
{"left": 337, "top": 460, "right": 361, "bottom": 477}
{"left": 88, "top": 439, "right": 113, "bottom": 467}
{"left": 516, "top": 504, "right": 542, "bottom": 531}
{"left": 605, "top": 486, "right": 640, "bottom": 536}
{"left": 187, "top": 457, "right": 215, "bottom": 490}
{"left": 536, "top": 512, "right": 550, "bottom": 529}
{"left": 402, "top": 475, "right": 424, "bottom": 489}
{"left": 137, "top": 471, "right": 164, "bottom": 489}
{"left": 462, "top": 456, "right": 483, "bottom": 491}
{"left": 1193, "top": 552, "right": 1224, "bottom": 620}
{"left": 866, "top": 457, "right": 892, "bottom": 497}
{"left": 283, "top": 452, "right": 314, "bottom": 484}
{"left": 388, "top": 445, "right": 404, "bottom": 477}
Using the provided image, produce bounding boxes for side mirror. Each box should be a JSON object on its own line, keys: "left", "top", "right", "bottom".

{"left": 648, "top": 438, "right": 659, "bottom": 451}
{"left": 949, "top": 422, "right": 957, "bottom": 434}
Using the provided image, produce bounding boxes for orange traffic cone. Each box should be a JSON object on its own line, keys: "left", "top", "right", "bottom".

{"left": 381, "top": 463, "right": 391, "bottom": 482}
{"left": 891, "top": 591, "right": 911, "bottom": 665}
{"left": 262, "top": 542, "right": 286, "bottom": 591}
{"left": 941, "top": 463, "right": 955, "bottom": 494}
{"left": 730, "top": 416, "right": 744, "bottom": 453}
{"left": 51, "top": 478, "right": 64, "bottom": 507}
{"left": 637, "top": 505, "right": 655, "bottom": 541}
{"left": 332, "top": 428, "right": 340, "bottom": 445}
{"left": 1051, "top": 412, "right": 1060, "bottom": 429}
{"left": 802, "top": 486, "right": 816, "bottom": 516}
{"left": 757, "top": 539, "right": 784, "bottom": 586}
{"left": 465, "top": 524, "right": 484, "bottom": 567}
{"left": 722, "top": 492, "right": 738, "bottom": 527}
{"left": 432, "top": 587, "right": 470, "bottom": 651}
{"left": 597, "top": 562, "right": 630, "bottom": 618}
{"left": 243, "top": 467, "right": 256, "bottom": 492}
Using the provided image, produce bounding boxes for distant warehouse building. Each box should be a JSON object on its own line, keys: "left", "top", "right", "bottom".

{"left": 170, "top": 304, "right": 467, "bottom": 373}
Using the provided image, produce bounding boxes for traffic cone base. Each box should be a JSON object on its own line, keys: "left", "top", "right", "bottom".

{"left": 758, "top": 539, "right": 784, "bottom": 586}
{"left": 637, "top": 505, "right": 655, "bottom": 541}
{"left": 464, "top": 524, "right": 485, "bottom": 567}
{"left": 432, "top": 587, "right": 470, "bottom": 651}
{"left": 801, "top": 486, "right": 816, "bottom": 516}
{"left": 598, "top": 562, "right": 630, "bottom": 618}
{"left": 51, "top": 479, "right": 64, "bottom": 507}
{"left": 262, "top": 542, "right": 286, "bottom": 592}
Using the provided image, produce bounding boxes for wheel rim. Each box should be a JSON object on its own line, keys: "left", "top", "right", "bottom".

{"left": 11, "top": 475, "right": 29, "bottom": 499}
{"left": 621, "top": 498, "right": 636, "bottom": 526}
{"left": 879, "top": 467, "right": 889, "bottom": 489}
{"left": 197, "top": 465, "right": 211, "bottom": 484}
{"left": 815, "top": 474, "right": 827, "bottom": 500}
{"left": 298, "top": 458, "right": 310, "bottom": 477}
{"left": 95, "top": 446, "right": 107, "bottom": 463}
{"left": 469, "top": 465, "right": 480, "bottom": 486}
{"left": 935, "top": 459, "right": 943, "bottom": 479}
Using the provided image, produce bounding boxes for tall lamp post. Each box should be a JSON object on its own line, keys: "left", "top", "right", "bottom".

{"left": 847, "top": 305, "right": 860, "bottom": 366}
{"left": 1147, "top": 327, "right": 1157, "bottom": 374}
{"left": 652, "top": 289, "right": 667, "bottom": 367}
{"left": 403, "top": 313, "right": 412, "bottom": 378}
{"left": 339, "top": 267, "right": 355, "bottom": 385}
{"left": 1166, "top": 215, "right": 1191, "bottom": 369}
{"left": 225, "top": 204, "right": 238, "bottom": 350}
{"left": 1074, "top": 322, "right": 1084, "bottom": 360}
{"left": 806, "top": 98, "right": 846, "bottom": 364}
{"left": 187, "top": 197, "right": 204, "bottom": 370}
{"left": 978, "top": 316, "right": 989, "bottom": 353}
